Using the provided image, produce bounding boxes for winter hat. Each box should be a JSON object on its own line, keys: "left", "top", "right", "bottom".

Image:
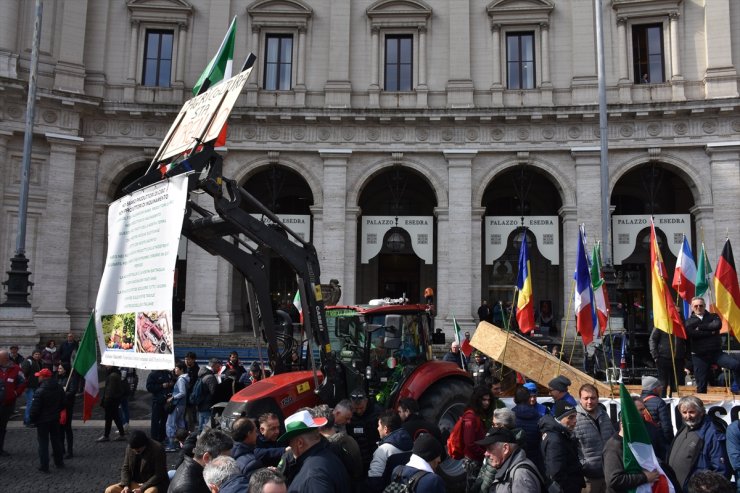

{"left": 553, "top": 400, "right": 577, "bottom": 420}
{"left": 475, "top": 427, "right": 518, "bottom": 447}
{"left": 548, "top": 375, "right": 571, "bottom": 392}
{"left": 523, "top": 382, "right": 538, "bottom": 394}
{"left": 278, "top": 409, "right": 328, "bottom": 444}
{"left": 641, "top": 375, "right": 662, "bottom": 393}
{"left": 412, "top": 433, "right": 444, "bottom": 462}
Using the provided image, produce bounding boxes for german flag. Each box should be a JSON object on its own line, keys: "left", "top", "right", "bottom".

{"left": 714, "top": 239, "right": 740, "bottom": 340}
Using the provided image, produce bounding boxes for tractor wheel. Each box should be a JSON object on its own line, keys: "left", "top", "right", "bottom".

{"left": 418, "top": 378, "right": 473, "bottom": 493}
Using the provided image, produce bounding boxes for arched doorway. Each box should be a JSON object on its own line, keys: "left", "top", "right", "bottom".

{"left": 112, "top": 163, "right": 188, "bottom": 331}
{"left": 481, "top": 166, "right": 563, "bottom": 333}
{"left": 237, "top": 164, "right": 314, "bottom": 330}
{"left": 357, "top": 167, "right": 437, "bottom": 303}
{"left": 610, "top": 162, "right": 695, "bottom": 364}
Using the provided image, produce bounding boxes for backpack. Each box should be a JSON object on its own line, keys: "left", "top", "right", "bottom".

{"left": 446, "top": 415, "right": 465, "bottom": 460}
{"left": 382, "top": 470, "right": 428, "bottom": 493}
{"left": 188, "top": 376, "right": 207, "bottom": 406}
{"left": 502, "top": 460, "right": 548, "bottom": 493}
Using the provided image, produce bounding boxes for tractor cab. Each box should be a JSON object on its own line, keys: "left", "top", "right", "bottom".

{"left": 327, "top": 302, "right": 436, "bottom": 406}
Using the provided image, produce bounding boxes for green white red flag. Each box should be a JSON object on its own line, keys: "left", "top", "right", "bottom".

{"left": 72, "top": 313, "right": 99, "bottom": 422}
{"left": 591, "top": 243, "right": 610, "bottom": 335}
{"left": 619, "top": 384, "right": 673, "bottom": 493}
{"left": 293, "top": 290, "right": 303, "bottom": 324}
{"left": 452, "top": 314, "right": 468, "bottom": 368}
{"left": 193, "top": 16, "right": 236, "bottom": 146}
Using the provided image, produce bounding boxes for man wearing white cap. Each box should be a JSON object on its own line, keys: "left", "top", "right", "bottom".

{"left": 279, "top": 409, "right": 350, "bottom": 492}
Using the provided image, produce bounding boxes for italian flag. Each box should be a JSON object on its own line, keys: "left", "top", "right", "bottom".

{"left": 591, "top": 243, "right": 610, "bottom": 335}
{"left": 619, "top": 384, "right": 673, "bottom": 493}
{"left": 452, "top": 314, "right": 469, "bottom": 368}
{"left": 72, "top": 313, "right": 100, "bottom": 422}
{"left": 293, "top": 290, "right": 303, "bottom": 324}
{"left": 193, "top": 16, "right": 237, "bottom": 147}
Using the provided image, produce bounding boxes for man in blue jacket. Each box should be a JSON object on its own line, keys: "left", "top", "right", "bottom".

{"left": 390, "top": 433, "right": 446, "bottom": 493}
{"left": 668, "top": 395, "right": 729, "bottom": 490}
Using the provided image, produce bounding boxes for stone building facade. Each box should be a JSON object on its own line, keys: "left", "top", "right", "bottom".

{"left": 0, "top": 0, "right": 738, "bottom": 344}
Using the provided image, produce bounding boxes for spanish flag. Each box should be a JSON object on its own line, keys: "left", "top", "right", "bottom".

{"left": 516, "top": 230, "right": 536, "bottom": 333}
{"left": 650, "top": 221, "right": 686, "bottom": 339}
{"left": 714, "top": 239, "right": 740, "bottom": 340}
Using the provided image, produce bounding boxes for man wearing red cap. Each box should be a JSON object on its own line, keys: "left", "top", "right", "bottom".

{"left": 29, "top": 367, "right": 65, "bottom": 472}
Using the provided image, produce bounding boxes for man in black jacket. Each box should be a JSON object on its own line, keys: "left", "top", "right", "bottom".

{"left": 104, "top": 430, "right": 169, "bottom": 493}
{"left": 603, "top": 419, "right": 660, "bottom": 493}
{"left": 147, "top": 369, "right": 174, "bottom": 442}
{"left": 685, "top": 296, "right": 740, "bottom": 393}
{"left": 649, "top": 325, "right": 686, "bottom": 396}
{"left": 169, "top": 428, "right": 233, "bottom": 493}
{"left": 97, "top": 366, "right": 127, "bottom": 442}
{"left": 29, "top": 368, "right": 65, "bottom": 473}
{"left": 346, "top": 388, "right": 380, "bottom": 476}
{"left": 538, "top": 400, "right": 585, "bottom": 493}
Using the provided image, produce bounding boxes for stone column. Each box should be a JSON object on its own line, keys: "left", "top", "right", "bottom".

{"left": 443, "top": 150, "right": 477, "bottom": 327}
{"left": 181, "top": 193, "right": 221, "bottom": 334}
{"left": 124, "top": 20, "right": 140, "bottom": 99}
{"left": 704, "top": 0, "right": 738, "bottom": 98}
{"left": 668, "top": 13, "right": 685, "bottom": 101}
{"left": 66, "top": 145, "right": 103, "bottom": 330}
{"left": 490, "top": 24, "right": 503, "bottom": 107}
{"left": 175, "top": 23, "right": 187, "bottom": 84}
{"left": 570, "top": 0, "right": 597, "bottom": 104}
{"left": 82, "top": 0, "right": 110, "bottom": 97}
{"left": 434, "top": 206, "right": 449, "bottom": 332}
{"left": 559, "top": 206, "right": 578, "bottom": 339}
{"left": 368, "top": 28, "right": 380, "bottom": 108}
{"left": 540, "top": 22, "right": 553, "bottom": 105}
{"left": 34, "top": 134, "right": 84, "bottom": 334}
{"left": 246, "top": 27, "right": 260, "bottom": 105}
{"left": 295, "top": 27, "right": 307, "bottom": 106}
{"left": 689, "top": 204, "right": 716, "bottom": 261}
{"left": 447, "top": 2, "right": 473, "bottom": 107}
{"left": 705, "top": 144, "right": 740, "bottom": 255}
{"left": 0, "top": 131, "right": 10, "bottom": 232}
{"left": 571, "top": 147, "right": 603, "bottom": 243}
{"left": 54, "top": 0, "right": 88, "bottom": 93}
{"left": 416, "top": 27, "right": 428, "bottom": 108}
{"left": 318, "top": 150, "right": 351, "bottom": 288}
{"left": 616, "top": 17, "right": 631, "bottom": 103}
{"left": 0, "top": 0, "right": 20, "bottom": 78}
{"left": 343, "top": 206, "right": 360, "bottom": 305}
{"left": 325, "top": 0, "right": 351, "bottom": 107}
{"left": 471, "top": 207, "right": 486, "bottom": 318}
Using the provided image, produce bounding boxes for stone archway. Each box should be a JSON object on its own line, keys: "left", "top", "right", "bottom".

{"left": 356, "top": 165, "right": 438, "bottom": 304}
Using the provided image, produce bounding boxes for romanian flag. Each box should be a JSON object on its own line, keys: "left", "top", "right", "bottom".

{"left": 574, "top": 227, "right": 597, "bottom": 346}
{"left": 714, "top": 239, "right": 740, "bottom": 340}
{"left": 619, "top": 384, "right": 675, "bottom": 493}
{"left": 72, "top": 313, "right": 99, "bottom": 422}
{"left": 650, "top": 221, "right": 686, "bottom": 339}
{"left": 591, "top": 242, "right": 610, "bottom": 336}
{"left": 193, "top": 16, "right": 237, "bottom": 146}
{"left": 516, "top": 230, "right": 536, "bottom": 333}
{"left": 671, "top": 236, "right": 696, "bottom": 319}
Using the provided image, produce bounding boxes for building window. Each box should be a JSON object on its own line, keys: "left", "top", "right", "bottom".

{"left": 142, "top": 30, "right": 173, "bottom": 87}
{"left": 506, "top": 32, "right": 535, "bottom": 89}
{"left": 632, "top": 24, "right": 665, "bottom": 84}
{"left": 264, "top": 34, "right": 293, "bottom": 90}
{"left": 385, "top": 35, "right": 413, "bottom": 91}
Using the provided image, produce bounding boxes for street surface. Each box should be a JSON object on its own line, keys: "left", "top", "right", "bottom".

{"left": 2, "top": 392, "right": 176, "bottom": 492}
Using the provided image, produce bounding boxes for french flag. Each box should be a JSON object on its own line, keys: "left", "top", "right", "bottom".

{"left": 574, "top": 227, "right": 597, "bottom": 346}
{"left": 671, "top": 236, "right": 696, "bottom": 319}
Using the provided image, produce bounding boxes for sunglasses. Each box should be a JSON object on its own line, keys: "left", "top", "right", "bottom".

{"left": 693, "top": 304, "right": 705, "bottom": 308}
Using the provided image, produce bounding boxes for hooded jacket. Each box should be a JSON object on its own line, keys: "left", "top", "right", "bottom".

{"left": 640, "top": 391, "right": 674, "bottom": 445}
{"left": 539, "top": 413, "right": 585, "bottom": 493}
{"left": 391, "top": 455, "right": 446, "bottom": 493}
{"left": 196, "top": 366, "right": 218, "bottom": 412}
{"left": 368, "top": 427, "right": 414, "bottom": 477}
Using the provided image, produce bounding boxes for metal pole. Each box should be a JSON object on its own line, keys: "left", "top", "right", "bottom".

{"left": 2, "top": 0, "right": 41, "bottom": 306}
{"left": 595, "top": 0, "right": 610, "bottom": 264}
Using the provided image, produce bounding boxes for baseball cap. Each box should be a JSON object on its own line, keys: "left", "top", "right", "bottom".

{"left": 35, "top": 368, "right": 53, "bottom": 378}
{"left": 475, "top": 428, "right": 518, "bottom": 447}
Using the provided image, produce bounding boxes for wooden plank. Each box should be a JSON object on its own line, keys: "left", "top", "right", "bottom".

{"left": 470, "top": 321, "right": 613, "bottom": 397}
{"left": 470, "top": 322, "right": 737, "bottom": 405}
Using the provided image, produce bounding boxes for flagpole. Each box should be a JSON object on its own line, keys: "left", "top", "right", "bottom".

{"left": 499, "top": 287, "right": 518, "bottom": 379}
{"left": 558, "top": 279, "right": 575, "bottom": 374}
